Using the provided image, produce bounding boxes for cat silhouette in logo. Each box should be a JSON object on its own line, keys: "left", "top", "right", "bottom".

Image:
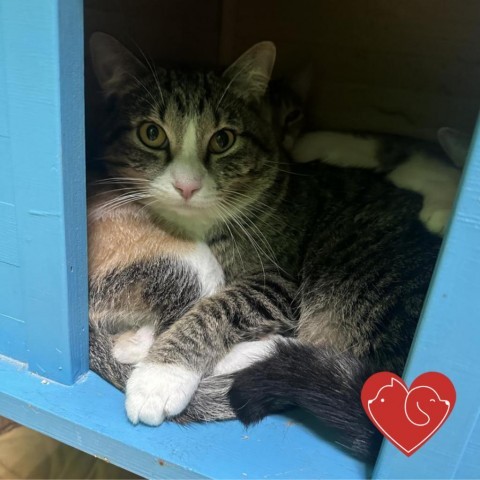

{"left": 367, "top": 377, "right": 451, "bottom": 454}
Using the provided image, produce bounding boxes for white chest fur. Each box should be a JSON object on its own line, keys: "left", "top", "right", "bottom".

{"left": 182, "top": 242, "right": 225, "bottom": 297}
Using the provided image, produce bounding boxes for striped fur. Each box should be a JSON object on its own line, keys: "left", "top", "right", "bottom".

{"left": 88, "top": 33, "right": 442, "bottom": 460}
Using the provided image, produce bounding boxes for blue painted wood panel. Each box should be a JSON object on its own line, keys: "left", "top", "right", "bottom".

{"left": 0, "top": 5, "right": 23, "bottom": 361}
{"left": 0, "top": 18, "right": 8, "bottom": 139}
{"left": 373, "top": 116, "right": 480, "bottom": 478}
{"left": 0, "top": 317, "right": 26, "bottom": 362}
{"left": 0, "top": 262, "right": 25, "bottom": 361}
{"left": 0, "top": 0, "right": 88, "bottom": 383}
{"left": 0, "top": 136, "right": 14, "bottom": 205}
{"left": 0, "top": 358, "right": 368, "bottom": 479}
{"left": 0, "top": 202, "right": 19, "bottom": 266}
{"left": 454, "top": 414, "right": 480, "bottom": 478}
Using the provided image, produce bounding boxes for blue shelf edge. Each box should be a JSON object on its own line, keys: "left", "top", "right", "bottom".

{"left": 0, "top": 355, "right": 368, "bottom": 480}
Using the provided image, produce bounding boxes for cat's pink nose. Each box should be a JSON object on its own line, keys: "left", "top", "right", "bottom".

{"left": 173, "top": 180, "right": 202, "bottom": 200}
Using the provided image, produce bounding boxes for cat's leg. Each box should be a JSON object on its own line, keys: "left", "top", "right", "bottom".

{"left": 172, "top": 335, "right": 289, "bottom": 425}
{"left": 89, "top": 324, "right": 133, "bottom": 391}
{"left": 420, "top": 207, "right": 451, "bottom": 236}
{"left": 292, "top": 131, "right": 380, "bottom": 168}
{"left": 419, "top": 195, "right": 454, "bottom": 236}
{"left": 112, "top": 325, "right": 155, "bottom": 364}
{"left": 124, "top": 270, "right": 297, "bottom": 426}
{"left": 212, "top": 335, "right": 286, "bottom": 375}
{"left": 89, "top": 262, "right": 204, "bottom": 392}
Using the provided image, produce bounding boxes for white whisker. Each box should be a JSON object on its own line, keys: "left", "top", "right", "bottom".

{"left": 218, "top": 201, "right": 266, "bottom": 282}
{"left": 90, "top": 191, "right": 151, "bottom": 218}
{"left": 132, "top": 42, "right": 165, "bottom": 107}
{"left": 215, "top": 61, "right": 251, "bottom": 112}
{"left": 126, "top": 72, "right": 159, "bottom": 113}
{"left": 220, "top": 198, "right": 284, "bottom": 276}
{"left": 214, "top": 204, "right": 246, "bottom": 273}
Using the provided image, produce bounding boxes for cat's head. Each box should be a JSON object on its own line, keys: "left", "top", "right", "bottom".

{"left": 90, "top": 33, "right": 280, "bottom": 239}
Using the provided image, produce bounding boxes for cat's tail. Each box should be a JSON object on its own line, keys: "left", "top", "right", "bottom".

{"left": 226, "top": 339, "right": 382, "bottom": 462}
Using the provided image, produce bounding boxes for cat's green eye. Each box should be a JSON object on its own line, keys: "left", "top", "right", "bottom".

{"left": 208, "top": 129, "right": 236, "bottom": 154}
{"left": 138, "top": 122, "right": 168, "bottom": 149}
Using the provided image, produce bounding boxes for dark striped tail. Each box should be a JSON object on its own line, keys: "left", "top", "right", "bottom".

{"left": 228, "top": 339, "right": 382, "bottom": 462}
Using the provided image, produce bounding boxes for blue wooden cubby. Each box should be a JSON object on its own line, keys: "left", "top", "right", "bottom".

{"left": 1, "top": 1, "right": 479, "bottom": 478}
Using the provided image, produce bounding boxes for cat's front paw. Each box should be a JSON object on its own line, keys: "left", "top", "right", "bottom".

{"left": 420, "top": 207, "right": 451, "bottom": 236}
{"left": 125, "top": 363, "right": 201, "bottom": 425}
{"left": 113, "top": 325, "right": 155, "bottom": 364}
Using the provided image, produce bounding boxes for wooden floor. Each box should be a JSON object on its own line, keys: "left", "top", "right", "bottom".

{"left": 0, "top": 419, "right": 140, "bottom": 479}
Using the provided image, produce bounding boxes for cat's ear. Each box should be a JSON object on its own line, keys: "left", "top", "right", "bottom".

{"left": 222, "top": 42, "right": 276, "bottom": 101}
{"left": 437, "top": 127, "right": 471, "bottom": 168}
{"left": 90, "top": 32, "right": 147, "bottom": 97}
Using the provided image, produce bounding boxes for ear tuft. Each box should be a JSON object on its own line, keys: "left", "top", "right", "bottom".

{"left": 90, "top": 32, "right": 146, "bottom": 97}
{"left": 437, "top": 127, "right": 471, "bottom": 168}
{"left": 222, "top": 42, "right": 276, "bottom": 101}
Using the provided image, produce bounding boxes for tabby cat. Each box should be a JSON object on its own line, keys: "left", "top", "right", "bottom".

{"left": 88, "top": 36, "right": 297, "bottom": 422}
{"left": 87, "top": 43, "right": 300, "bottom": 395}
{"left": 89, "top": 32, "right": 441, "bottom": 460}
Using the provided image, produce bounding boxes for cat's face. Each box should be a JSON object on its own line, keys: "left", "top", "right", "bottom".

{"left": 90, "top": 34, "right": 280, "bottom": 239}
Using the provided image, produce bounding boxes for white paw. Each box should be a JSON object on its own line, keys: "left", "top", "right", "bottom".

{"left": 213, "top": 336, "right": 282, "bottom": 375}
{"left": 420, "top": 207, "right": 451, "bottom": 236}
{"left": 125, "top": 363, "right": 201, "bottom": 425}
{"left": 113, "top": 325, "right": 155, "bottom": 364}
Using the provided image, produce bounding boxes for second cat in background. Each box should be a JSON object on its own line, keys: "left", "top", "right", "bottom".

{"left": 292, "top": 128, "right": 470, "bottom": 235}
{"left": 276, "top": 77, "right": 470, "bottom": 236}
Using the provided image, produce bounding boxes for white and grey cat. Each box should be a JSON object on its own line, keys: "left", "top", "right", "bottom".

{"left": 88, "top": 179, "right": 267, "bottom": 424}
{"left": 292, "top": 128, "right": 470, "bottom": 235}
{"left": 87, "top": 37, "right": 298, "bottom": 422}
{"left": 88, "top": 33, "right": 452, "bottom": 462}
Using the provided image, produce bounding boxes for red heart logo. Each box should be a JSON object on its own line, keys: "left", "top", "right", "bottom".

{"left": 361, "top": 372, "right": 456, "bottom": 456}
